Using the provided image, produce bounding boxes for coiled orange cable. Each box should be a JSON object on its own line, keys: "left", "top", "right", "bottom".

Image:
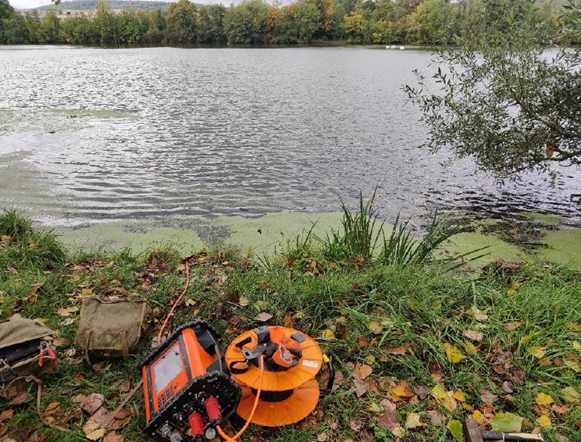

{"left": 157, "top": 258, "right": 264, "bottom": 441}
{"left": 216, "top": 355, "right": 265, "bottom": 442}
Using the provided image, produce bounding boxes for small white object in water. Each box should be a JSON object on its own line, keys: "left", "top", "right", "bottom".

{"left": 400, "top": 46, "right": 405, "bottom": 50}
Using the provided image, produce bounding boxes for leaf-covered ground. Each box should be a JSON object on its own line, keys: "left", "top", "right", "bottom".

{"left": 0, "top": 223, "right": 580, "bottom": 441}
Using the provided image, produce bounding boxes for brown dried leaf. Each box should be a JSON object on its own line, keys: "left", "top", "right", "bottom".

{"left": 463, "top": 329, "right": 483, "bottom": 342}
{"left": 354, "top": 363, "right": 373, "bottom": 380}
{"left": 81, "top": 393, "right": 105, "bottom": 416}
{"left": 254, "top": 312, "right": 273, "bottom": 322}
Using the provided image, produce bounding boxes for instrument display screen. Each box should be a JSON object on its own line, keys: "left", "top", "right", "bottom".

{"left": 152, "top": 344, "right": 183, "bottom": 394}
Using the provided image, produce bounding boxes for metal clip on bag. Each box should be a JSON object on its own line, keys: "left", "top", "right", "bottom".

{"left": 0, "top": 317, "right": 56, "bottom": 400}
{"left": 75, "top": 296, "right": 154, "bottom": 362}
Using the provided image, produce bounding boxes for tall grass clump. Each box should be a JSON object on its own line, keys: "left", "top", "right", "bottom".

{"left": 379, "top": 211, "right": 469, "bottom": 267}
{"left": 0, "top": 209, "right": 33, "bottom": 238}
{"left": 0, "top": 210, "right": 66, "bottom": 269}
{"left": 315, "top": 193, "right": 482, "bottom": 269}
{"left": 321, "top": 191, "right": 384, "bottom": 262}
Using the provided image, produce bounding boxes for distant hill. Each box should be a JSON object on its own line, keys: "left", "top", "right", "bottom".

{"left": 35, "top": 0, "right": 172, "bottom": 11}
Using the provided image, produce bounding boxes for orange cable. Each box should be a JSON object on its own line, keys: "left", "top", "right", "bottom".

{"left": 216, "top": 355, "right": 265, "bottom": 442}
{"left": 157, "top": 260, "right": 190, "bottom": 345}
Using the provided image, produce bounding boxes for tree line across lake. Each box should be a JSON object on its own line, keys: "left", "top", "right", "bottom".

{"left": 0, "top": 0, "right": 567, "bottom": 47}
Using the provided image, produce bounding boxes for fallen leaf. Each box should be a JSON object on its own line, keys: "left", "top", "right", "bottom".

{"left": 53, "top": 338, "right": 70, "bottom": 348}
{"left": 463, "top": 330, "right": 483, "bottom": 342}
{"left": 491, "top": 412, "right": 522, "bottom": 432}
{"left": 377, "top": 398, "right": 400, "bottom": 432}
{"left": 426, "top": 411, "right": 443, "bottom": 427}
{"left": 86, "top": 429, "right": 106, "bottom": 441}
{"left": 366, "top": 322, "right": 383, "bottom": 335}
{"left": 505, "top": 321, "right": 523, "bottom": 331}
{"left": 353, "top": 379, "right": 367, "bottom": 398}
{"left": 528, "top": 347, "right": 546, "bottom": 359}
{"left": 405, "top": 412, "right": 422, "bottom": 429}
{"left": 536, "top": 415, "right": 551, "bottom": 428}
{"left": 253, "top": 312, "right": 272, "bottom": 322}
{"left": 317, "top": 433, "right": 328, "bottom": 442}
{"left": 9, "top": 391, "right": 30, "bottom": 405}
{"left": 432, "top": 383, "right": 447, "bottom": 400}
{"left": 391, "top": 381, "right": 414, "bottom": 400}
{"left": 103, "top": 433, "right": 124, "bottom": 442}
{"left": 354, "top": 363, "right": 373, "bottom": 380}
{"left": 560, "top": 387, "right": 580, "bottom": 404}
{"left": 536, "top": 393, "right": 554, "bottom": 406}
{"left": 573, "top": 341, "right": 581, "bottom": 351}
{"left": 82, "top": 394, "right": 105, "bottom": 416}
{"left": 321, "top": 329, "right": 335, "bottom": 340}
{"left": 239, "top": 297, "right": 249, "bottom": 307}
{"left": 446, "top": 420, "right": 464, "bottom": 442}
{"left": 444, "top": 343, "right": 465, "bottom": 363}
{"left": 507, "top": 289, "right": 518, "bottom": 296}
{"left": 453, "top": 391, "right": 466, "bottom": 402}
{"left": 481, "top": 389, "right": 498, "bottom": 404}
{"left": 472, "top": 410, "right": 487, "bottom": 426}
{"left": 552, "top": 404, "right": 569, "bottom": 414}
{"left": 0, "top": 410, "right": 13, "bottom": 423}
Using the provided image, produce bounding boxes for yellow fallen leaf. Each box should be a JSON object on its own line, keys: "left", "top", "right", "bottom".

{"left": 464, "top": 342, "right": 479, "bottom": 355}
{"left": 527, "top": 346, "right": 546, "bottom": 359}
{"left": 512, "top": 281, "right": 521, "bottom": 289}
{"left": 365, "top": 355, "right": 376, "bottom": 365}
{"left": 566, "top": 323, "right": 581, "bottom": 332}
{"left": 432, "top": 383, "right": 447, "bottom": 400}
{"left": 507, "top": 289, "right": 518, "bottom": 296}
{"left": 366, "top": 321, "right": 383, "bottom": 335}
{"left": 321, "top": 329, "right": 335, "bottom": 340}
{"left": 405, "top": 412, "right": 422, "bottom": 429}
{"left": 536, "top": 393, "right": 554, "bottom": 406}
{"left": 81, "top": 289, "right": 92, "bottom": 296}
{"left": 573, "top": 341, "right": 581, "bottom": 351}
{"left": 391, "top": 427, "right": 405, "bottom": 438}
{"left": 446, "top": 420, "right": 463, "bottom": 442}
{"left": 239, "top": 296, "right": 249, "bottom": 307}
{"left": 536, "top": 415, "right": 551, "bottom": 428}
{"left": 86, "top": 429, "right": 106, "bottom": 441}
{"left": 472, "top": 410, "right": 487, "bottom": 425}
{"left": 453, "top": 391, "right": 466, "bottom": 402}
{"left": 444, "top": 343, "right": 466, "bottom": 363}
{"left": 561, "top": 386, "right": 580, "bottom": 404}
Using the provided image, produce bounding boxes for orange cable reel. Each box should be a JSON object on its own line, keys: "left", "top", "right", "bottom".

{"left": 142, "top": 259, "right": 334, "bottom": 442}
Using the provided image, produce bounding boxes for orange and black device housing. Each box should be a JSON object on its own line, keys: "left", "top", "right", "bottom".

{"left": 141, "top": 320, "right": 241, "bottom": 442}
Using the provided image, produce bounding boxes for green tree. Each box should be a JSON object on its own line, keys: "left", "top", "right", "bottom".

{"left": 414, "top": 0, "right": 455, "bottom": 44}
{"left": 406, "top": 0, "right": 580, "bottom": 180}
{"left": 224, "top": 0, "right": 270, "bottom": 44}
{"left": 93, "top": 1, "right": 119, "bottom": 45}
{"left": 166, "top": 0, "right": 197, "bottom": 44}
{"left": 278, "top": 1, "right": 321, "bottom": 44}
{"left": 39, "top": 10, "right": 61, "bottom": 43}
{"left": 198, "top": 4, "right": 226, "bottom": 43}
{"left": 117, "top": 9, "right": 146, "bottom": 44}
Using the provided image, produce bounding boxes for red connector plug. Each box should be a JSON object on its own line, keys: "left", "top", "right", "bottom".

{"left": 205, "top": 397, "right": 222, "bottom": 425}
{"left": 188, "top": 412, "right": 204, "bottom": 441}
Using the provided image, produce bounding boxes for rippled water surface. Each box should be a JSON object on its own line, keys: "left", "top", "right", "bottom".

{"left": 1, "top": 45, "right": 580, "bottom": 226}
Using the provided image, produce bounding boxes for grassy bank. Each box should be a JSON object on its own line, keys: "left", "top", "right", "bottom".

{"left": 0, "top": 210, "right": 580, "bottom": 442}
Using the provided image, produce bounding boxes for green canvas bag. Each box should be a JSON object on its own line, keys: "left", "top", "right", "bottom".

{"left": 0, "top": 317, "right": 56, "bottom": 400}
{"left": 75, "top": 296, "right": 154, "bottom": 362}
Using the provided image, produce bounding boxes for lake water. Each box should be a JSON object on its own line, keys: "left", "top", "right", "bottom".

{"left": 1, "top": 45, "right": 580, "bottom": 227}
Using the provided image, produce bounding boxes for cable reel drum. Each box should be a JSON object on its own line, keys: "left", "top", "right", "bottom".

{"left": 225, "top": 325, "right": 334, "bottom": 427}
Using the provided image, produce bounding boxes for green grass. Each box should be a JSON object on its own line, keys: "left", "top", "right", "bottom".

{"left": 0, "top": 212, "right": 580, "bottom": 442}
